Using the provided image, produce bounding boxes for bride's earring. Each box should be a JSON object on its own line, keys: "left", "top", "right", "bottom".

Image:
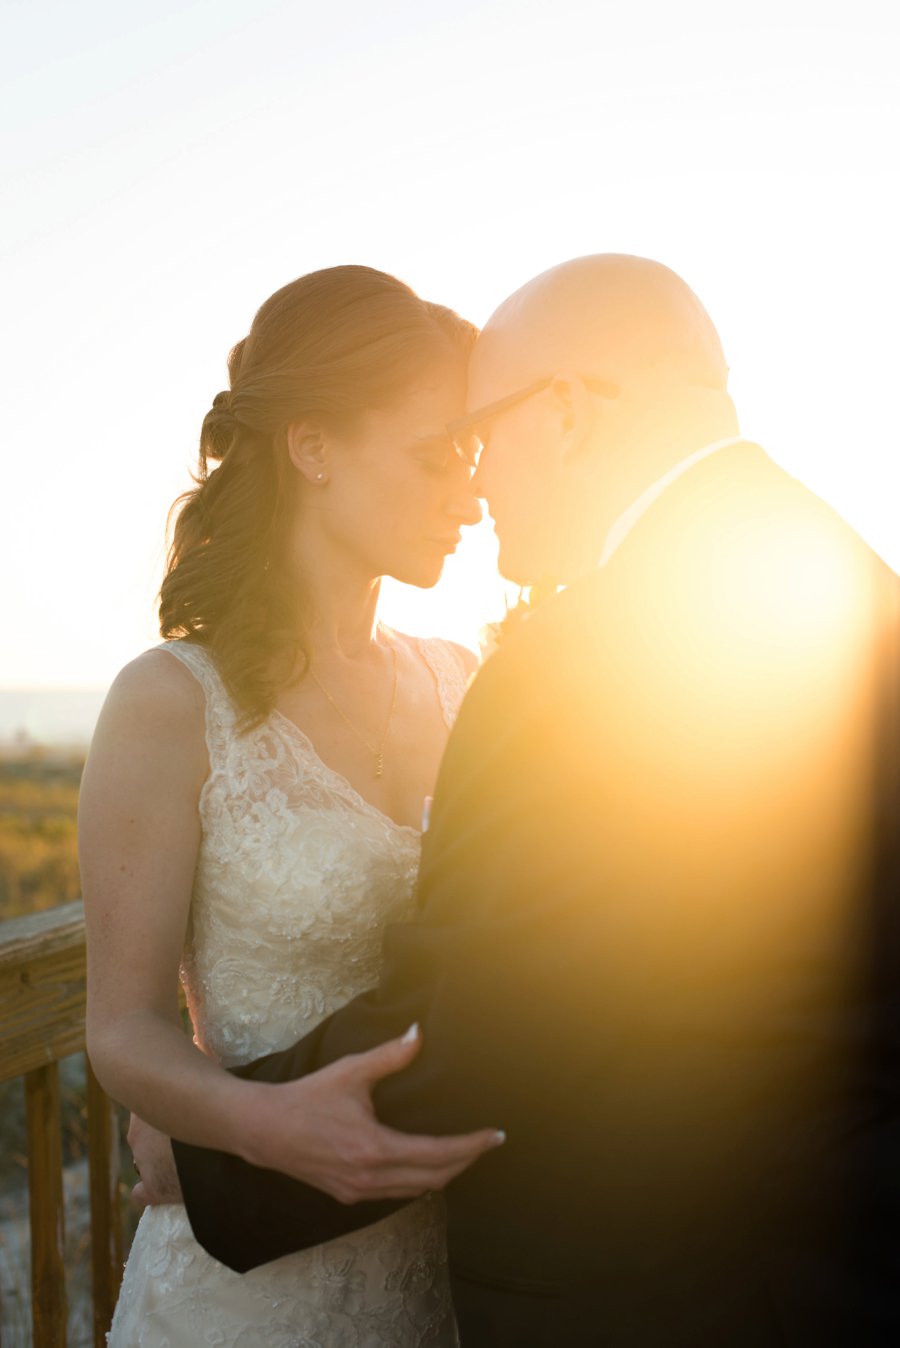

{"left": 314, "top": 471, "right": 329, "bottom": 484}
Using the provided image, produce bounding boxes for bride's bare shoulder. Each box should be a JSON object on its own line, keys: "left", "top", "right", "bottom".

{"left": 78, "top": 647, "right": 210, "bottom": 811}
{"left": 93, "top": 647, "right": 207, "bottom": 753}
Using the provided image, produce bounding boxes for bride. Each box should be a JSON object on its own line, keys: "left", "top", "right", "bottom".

{"left": 79, "top": 265, "right": 502, "bottom": 1347}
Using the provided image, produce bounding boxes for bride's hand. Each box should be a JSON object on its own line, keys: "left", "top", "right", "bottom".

{"left": 239, "top": 1025, "right": 506, "bottom": 1205}
{"left": 127, "top": 1113, "right": 182, "bottom": 1210}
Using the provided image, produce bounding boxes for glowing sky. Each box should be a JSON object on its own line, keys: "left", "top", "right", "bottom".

{"left": 2, "top": 0, "right": 898, "bottom": 688}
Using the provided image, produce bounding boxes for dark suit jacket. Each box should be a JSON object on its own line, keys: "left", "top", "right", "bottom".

{"left": 174, "top": 443, "right": 900, "bottom": 1345}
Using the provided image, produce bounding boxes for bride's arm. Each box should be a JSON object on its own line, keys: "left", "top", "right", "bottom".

{"left": 80, "top": 649, "right": 260, "bottom": 1154}
{"left": 80, "top": 650, "right": 498, "bottom": 1204}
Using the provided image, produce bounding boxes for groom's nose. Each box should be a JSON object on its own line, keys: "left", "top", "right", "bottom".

{"left": 449, "top": 485, "right": 483, "bottom": 527}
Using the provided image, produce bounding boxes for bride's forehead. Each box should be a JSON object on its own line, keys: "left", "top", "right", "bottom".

{"left": 363, "top": 370, "right": 466, "bottom": 426}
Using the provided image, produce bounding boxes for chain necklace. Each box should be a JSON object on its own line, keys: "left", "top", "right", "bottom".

{"left": 307, "top": 634, "right": 399, "bottom": 778}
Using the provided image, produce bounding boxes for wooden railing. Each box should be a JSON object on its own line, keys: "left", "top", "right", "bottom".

{"left": 0, "top": 902, "right": 124, "bottom": 1347}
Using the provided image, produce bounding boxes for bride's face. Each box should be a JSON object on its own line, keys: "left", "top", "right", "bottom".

{"left": 304, "top": 357, "right": 482, "bottom": 587}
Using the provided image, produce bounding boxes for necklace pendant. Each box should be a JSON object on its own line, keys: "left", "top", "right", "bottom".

{"left": 374, "top": 752, "right": 384, "bottom": 779}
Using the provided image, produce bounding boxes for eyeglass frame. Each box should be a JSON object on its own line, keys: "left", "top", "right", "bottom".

{"left": 446, "top": 375, "right": 622, "bottom": 467}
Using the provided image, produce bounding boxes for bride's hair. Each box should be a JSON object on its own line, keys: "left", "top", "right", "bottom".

{"left": 159, "top": 265, "right": 477, "bottom": 727}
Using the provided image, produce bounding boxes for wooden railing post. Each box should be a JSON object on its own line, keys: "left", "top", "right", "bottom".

{"left": 25, "top": 1061, "right": 68, "bottom": 1347}
{"left": 0, "top": 903, "right": 135, "bottom": 1346}
{"left": 87, "top": 1057, "right": 124, "bottom": 1347}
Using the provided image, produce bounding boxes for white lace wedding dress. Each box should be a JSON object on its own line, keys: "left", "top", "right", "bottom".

{"left": 107, "top": 634, "right": 469, "bottom": 1348}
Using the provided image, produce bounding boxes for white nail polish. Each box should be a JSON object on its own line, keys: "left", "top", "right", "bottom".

{"left": 493, "top": 1130, "right": 507, "bottom": 1146}
{"left": 401, "top": 1022, "right": 420, "bottom": 1044}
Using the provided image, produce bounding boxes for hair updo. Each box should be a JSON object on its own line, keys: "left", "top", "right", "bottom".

{"left": 159, "top": 265, "right": 477, "bottom": 727}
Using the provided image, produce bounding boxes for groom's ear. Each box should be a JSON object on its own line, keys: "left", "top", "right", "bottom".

{"left": 547, "top": 374, "right": 595, "bottom": 464}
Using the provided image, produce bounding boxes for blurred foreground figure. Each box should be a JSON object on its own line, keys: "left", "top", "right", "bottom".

{"left": 174, "top": 256, "right": 900, "bottom": 1346}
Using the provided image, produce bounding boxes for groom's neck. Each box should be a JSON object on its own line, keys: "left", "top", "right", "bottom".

{"left": 606, "top": 394, "right": 738, "bottom": 505}
{"left": 554, "top": 410, "right": 741, "bottom": 584}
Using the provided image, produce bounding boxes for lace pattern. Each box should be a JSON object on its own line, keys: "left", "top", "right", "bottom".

{"left": 413, "top": 637, "right": 470, "bottom": 730}
{"left": 111, "top": 1197, "right": 456, "bottom": 1348}
{"left": 108, "top": 635, "right": 470, "bottom": 1347}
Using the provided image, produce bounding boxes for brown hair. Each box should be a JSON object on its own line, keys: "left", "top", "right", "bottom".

{"left": 159, "top": 265, "right": 476, "bottom": 727}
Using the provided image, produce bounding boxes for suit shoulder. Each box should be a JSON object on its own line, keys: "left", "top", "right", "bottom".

{"left": 457, "top": 581, "right": 606, "bottom": 738}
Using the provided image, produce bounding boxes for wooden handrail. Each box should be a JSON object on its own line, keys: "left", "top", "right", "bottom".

{"left": 0, "top": 902, "right": 88, "bottom": 1083}
{"left": 0, "top": 901, "right": 124, "bottom": 1347}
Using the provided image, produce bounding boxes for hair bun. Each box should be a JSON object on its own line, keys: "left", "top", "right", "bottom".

{"left": 200, "top": 390, "right": 239, "bottom": 467}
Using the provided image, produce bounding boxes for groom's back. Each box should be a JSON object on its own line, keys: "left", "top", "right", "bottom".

{"left": 415, "top": 442, "right": 900, "bottom": 1344}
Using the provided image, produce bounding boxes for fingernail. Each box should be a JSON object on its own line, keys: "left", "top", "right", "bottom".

{"left": 492, "top": 1130, "right": 507, "bottom": 1146}
{"left": 401, "top": 1023, "right": 420, "bottom": 1044}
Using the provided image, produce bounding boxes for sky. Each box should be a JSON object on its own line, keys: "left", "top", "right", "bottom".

{"left": 2, "top": 0, "right": 898, "bottom": 689}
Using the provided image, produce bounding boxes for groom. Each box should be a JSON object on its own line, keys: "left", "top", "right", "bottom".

{"left": 167, "top": 256, "right": 900, "bottom": 1344}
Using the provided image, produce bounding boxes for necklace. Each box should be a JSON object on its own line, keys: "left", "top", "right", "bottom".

{"left": 308, "top": 634, "right": 398, "bottom": 778}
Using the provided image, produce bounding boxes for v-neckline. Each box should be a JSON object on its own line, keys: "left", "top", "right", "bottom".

{"left": 269, "top": 707, "right": 422, "bottom": 839}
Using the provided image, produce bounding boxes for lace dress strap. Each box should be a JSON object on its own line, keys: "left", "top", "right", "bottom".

{"left": 156, "top": 640, "right": 237, "bottom": 771}
{"left": 415, "top": 637, "right": 471, "bottom": 729}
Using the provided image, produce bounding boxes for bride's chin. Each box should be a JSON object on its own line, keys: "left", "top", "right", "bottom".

{"left": 409, "top": 569, "right": 444, "bottom": 591}
{"left": 385, "top": 560, "right": 445, "bottom": 590}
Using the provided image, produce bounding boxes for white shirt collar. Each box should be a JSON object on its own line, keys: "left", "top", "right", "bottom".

{"left": 597, "top": 436, "right": 745, "bottom": 569}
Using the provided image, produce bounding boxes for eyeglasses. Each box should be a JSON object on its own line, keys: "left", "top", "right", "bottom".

{"left": 446, "top": 375, "right": 621, "bottom": 467}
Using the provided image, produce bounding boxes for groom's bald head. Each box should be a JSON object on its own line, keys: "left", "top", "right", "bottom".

{"left": 467, "top": 254, "right": 737, "bottom": 586}
{"left": 470, "top": 254, "right": 728, "bottom": 403}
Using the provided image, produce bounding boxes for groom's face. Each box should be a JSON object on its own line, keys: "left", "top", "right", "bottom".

{"left": 466, "top": 346, "right": 573, "bottom": 586}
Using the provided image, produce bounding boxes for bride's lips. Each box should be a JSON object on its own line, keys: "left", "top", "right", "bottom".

{"left": 431, "top": 535, "right": 461, "bottom": 553}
